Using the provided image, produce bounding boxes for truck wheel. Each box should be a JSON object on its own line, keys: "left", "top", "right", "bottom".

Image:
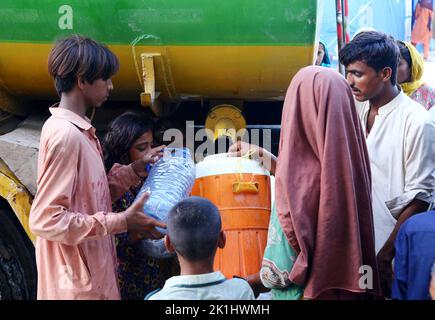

{"left": 0, "top": 206, "right": 37, "bottom": 300}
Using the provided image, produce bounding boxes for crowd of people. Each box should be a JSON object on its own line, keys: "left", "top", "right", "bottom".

{"left": 28, "top": 26, "right": 435, "bottom": 300}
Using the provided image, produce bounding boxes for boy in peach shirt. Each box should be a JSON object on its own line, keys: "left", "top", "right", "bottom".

{"left": 29, "top": 35, "right": 165, "bottom": 300}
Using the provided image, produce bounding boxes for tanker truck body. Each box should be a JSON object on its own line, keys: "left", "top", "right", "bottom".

{"left": 0, "top": 0, "right": 319, "bottom": 299}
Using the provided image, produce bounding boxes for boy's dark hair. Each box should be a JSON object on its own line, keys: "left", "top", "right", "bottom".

{"left": 397, "top": 41, "right": 413, "bottom": 71}
{"left": 48, "top": 34, "right": 119, "bottom": 95}
{"left": 167, "top": 197, "right": 221, "bottom": 262}
{"left": 102, "top": 111, "right": 154, "bottom": 171}
{"left": 339, "top": 31, "right": 400, "bottom": 86}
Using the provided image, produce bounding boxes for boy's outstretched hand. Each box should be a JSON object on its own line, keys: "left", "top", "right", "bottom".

{"left": 125, "top": 191, "right": 166, "bottom": 242}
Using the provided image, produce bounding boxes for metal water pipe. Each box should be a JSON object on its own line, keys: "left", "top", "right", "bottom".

{"left": 336, "top": 0, "right": 349, "bottom": 75}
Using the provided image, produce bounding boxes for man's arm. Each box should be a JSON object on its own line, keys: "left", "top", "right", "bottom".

{"left": 258, "top": 147, "right": 278, "bottom": 176}
{"left": 228, "top": 141, "right": 278, "bottom": 175}
{"left": 377, "top": 199, "right": 428, "bottom": 297}
{"left": 383, "top": 115, "right": 435, "bottom": 255}
{"left": 379, "top": 199, "right": 428, "bottom": 260}
{"left": 378, "top": 116, "right": 435, "bottom": 297}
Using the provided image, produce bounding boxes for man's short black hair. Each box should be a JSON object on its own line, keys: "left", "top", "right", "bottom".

{"left": 167, "top": 197, "right": 221, "bottom": 262}
{"left": 339, "top": 31, "right": 400, "bottom": 86}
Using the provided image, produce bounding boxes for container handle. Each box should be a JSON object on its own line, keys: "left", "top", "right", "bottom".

{"left": 232, "top": 182, "right": 259, "bottom": 193}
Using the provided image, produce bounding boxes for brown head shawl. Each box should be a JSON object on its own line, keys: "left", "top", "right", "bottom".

{"left": 275, "top": 66, "right": 380, "bottom": 299}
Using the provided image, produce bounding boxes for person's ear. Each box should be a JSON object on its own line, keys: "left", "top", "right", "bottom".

{"left": 77, "top": 77, "right": 87, "bottom": 90}
{"left": 217, "top": 230, "right": 226, "bottom": 249}
{"left": 380, "top": 67, "right": 393, "bottom": 83}
{"left": 164, "top": 235, "right": 175, "bottom": 252}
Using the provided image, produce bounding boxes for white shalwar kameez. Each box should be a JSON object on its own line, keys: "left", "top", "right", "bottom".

{"left": 356, "top": 91, "right": 435, "bottom": 253}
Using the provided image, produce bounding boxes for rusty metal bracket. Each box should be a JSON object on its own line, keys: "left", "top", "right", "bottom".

{"left": 140, "top": 53, "right": 161, "bottom": 108}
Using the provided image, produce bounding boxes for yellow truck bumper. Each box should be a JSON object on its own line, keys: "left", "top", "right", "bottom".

{"left": 0, "top": 158, "right": 34, "bottom": 243}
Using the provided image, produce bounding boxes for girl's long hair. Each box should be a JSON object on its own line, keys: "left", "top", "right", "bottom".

{"left": 102, "top": 111, "right": 154, "bottom": 172}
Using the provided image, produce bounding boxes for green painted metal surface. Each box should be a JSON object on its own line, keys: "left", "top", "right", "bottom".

{"left": 0, "top": 0, "right": 317, "bottom": 45}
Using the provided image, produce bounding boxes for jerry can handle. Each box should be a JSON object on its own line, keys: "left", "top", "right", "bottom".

{"left": 232, "top": 181, "right": 259, "bottom": 193}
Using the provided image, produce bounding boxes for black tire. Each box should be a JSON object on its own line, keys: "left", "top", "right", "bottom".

{"left": 0, "top": 203, "right": 37, "bottom": 300}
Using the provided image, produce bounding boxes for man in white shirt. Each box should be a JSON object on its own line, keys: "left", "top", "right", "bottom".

{"left": 339, "top": 31, "right": 435, "bottom": 298}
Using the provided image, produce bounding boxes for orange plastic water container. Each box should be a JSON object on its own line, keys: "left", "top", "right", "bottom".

{"left": 191, "top": 154, "right": 271, "bottom": 278}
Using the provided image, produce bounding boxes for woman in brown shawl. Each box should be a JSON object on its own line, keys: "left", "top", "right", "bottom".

{"left": 230, "top": 66, "right": 380, "bottom": 299}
